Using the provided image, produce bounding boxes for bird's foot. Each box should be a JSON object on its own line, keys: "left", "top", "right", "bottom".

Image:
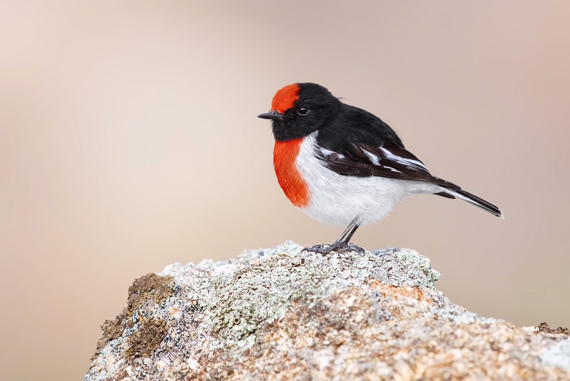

{"left": 302, "top": 242, "right": 365, "bottom": 255}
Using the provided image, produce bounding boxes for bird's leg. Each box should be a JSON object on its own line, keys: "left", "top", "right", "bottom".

{"left": 338, "top": 221, "right": 360, "bottom": 247}
{"left": 335, "top": 218, "right": 359, "bottom": 244}
{"left": 303, "top": 217, "right": 364, "bottom": 254}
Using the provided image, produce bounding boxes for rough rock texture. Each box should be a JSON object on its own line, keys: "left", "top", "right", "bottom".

{"left": 86, "top": 242, "right": 570, "bottom": 380}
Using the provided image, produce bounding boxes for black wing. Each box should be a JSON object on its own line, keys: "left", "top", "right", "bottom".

{"left": 317, "top": 140, "right": 460, "bottom": 190}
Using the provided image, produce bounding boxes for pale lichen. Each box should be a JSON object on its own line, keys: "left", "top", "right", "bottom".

{"left": 541, "top": 339, "right": 570, "bottom": 371}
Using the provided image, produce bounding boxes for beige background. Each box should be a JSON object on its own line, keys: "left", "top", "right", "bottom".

{"left": 1, "top": 1, "right": 569, "bottom": 380}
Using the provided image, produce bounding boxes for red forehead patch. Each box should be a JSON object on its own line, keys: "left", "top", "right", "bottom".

{"left": 271, "top": 83, "right": 300, "bottom": 113}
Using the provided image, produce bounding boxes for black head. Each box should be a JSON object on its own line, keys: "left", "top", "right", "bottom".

{"left": 258, "top": 83, "right": 342, "bottom": 142}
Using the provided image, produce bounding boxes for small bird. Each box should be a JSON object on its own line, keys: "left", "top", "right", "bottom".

{"left": 258, "top": 83, "right": 503, "bottom": 254}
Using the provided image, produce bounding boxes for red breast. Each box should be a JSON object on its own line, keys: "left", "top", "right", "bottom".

{"left": 273, "top": 139, "right": 310, "bottom": 208}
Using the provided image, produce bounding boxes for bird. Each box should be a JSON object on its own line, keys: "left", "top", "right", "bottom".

{"left": 258, "top": 83, "right": 503, "bottom": 254}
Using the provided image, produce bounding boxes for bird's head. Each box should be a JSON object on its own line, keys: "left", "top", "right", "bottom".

{"left": 258, "top": 83, "right": 341, "bottom": 142}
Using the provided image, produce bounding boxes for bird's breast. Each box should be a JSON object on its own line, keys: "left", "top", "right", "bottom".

{"left": 273, "top": 139, "right": 310, "bottom": 208}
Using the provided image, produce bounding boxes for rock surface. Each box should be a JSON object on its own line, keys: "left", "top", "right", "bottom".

{"left": 85, "top": 242, "right": 570, "bottom": 380}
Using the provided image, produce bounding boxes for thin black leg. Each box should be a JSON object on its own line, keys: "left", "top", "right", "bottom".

{"left": 333, "top": 218, "right": 359, "bottom": 244}
{"left": 339, "top": 222, "right": 359, "bottom": 246}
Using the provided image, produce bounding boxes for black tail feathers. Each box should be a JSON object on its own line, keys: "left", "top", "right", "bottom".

{"left": 441, "top": 188, "right": 503, "bottom": 218}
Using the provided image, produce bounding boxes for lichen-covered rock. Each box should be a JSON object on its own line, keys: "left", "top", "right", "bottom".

{"left": 85, "top": 242, "right": 570, "bottom": 380}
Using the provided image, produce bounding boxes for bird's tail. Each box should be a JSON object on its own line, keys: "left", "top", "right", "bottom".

{"left": 440, "top": 187, "right": 503, "bottom": 218}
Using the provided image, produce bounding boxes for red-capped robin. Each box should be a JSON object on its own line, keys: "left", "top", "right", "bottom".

{"left": 259, "top": 83, "right": 502, "bottom": 254}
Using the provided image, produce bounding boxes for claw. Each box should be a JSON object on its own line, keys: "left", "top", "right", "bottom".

{"left": 343, "top": 243, "right": 365, "bottom": 254}
{"left": 302, "top": 243, "right": 365, "bottom": 255}
{"left": 302, "top": 244, "right": 330, "bottom": 254}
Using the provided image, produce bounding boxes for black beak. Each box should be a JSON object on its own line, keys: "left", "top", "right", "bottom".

{"left": 258, "top": 110, "right": 283, "bottom": 120}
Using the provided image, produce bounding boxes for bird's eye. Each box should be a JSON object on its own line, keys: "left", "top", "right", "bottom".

{"left": 297, "top": 107, "right": 309, "bottom": 116}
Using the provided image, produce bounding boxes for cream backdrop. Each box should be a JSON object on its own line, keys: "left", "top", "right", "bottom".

{"left": 1, "top": 1, "right": 569, "bottom": 380}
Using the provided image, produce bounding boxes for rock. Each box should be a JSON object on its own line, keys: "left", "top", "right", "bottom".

{"left": 85, "top": 242, "right": 570, "bottom": 380}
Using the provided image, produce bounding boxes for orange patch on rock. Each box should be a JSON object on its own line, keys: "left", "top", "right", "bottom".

{"left": 388, "top": 285, "right": 425, "bottom": 301}
{"left": 368, "top": 281, "right": 427, "bottom": 301}
{"left": 271, "top": 83, "right": 300, "bottom": 113}
{"left": 274, "top": 139, "right": 309, "bottom": 208}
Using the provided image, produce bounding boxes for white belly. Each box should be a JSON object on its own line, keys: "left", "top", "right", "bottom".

{"left": 295, "top": 132, "right": 431, "bottom": 226}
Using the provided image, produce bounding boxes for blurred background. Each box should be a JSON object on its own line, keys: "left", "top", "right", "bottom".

{"left": 1, "top": 1, "right": 569, "bottom": 379}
